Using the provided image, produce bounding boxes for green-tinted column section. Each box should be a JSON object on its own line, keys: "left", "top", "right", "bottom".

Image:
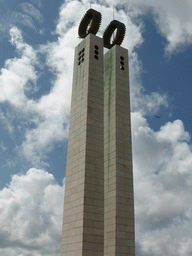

{"left": 104, "top": 47, "right": 116, "bottom": 256}
{"left": 104, "top": 45, "right": 135, "bottom": 256}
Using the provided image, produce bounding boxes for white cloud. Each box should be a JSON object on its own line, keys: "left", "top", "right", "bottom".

{"left": 0, "top": 168, "right": 64, "bottom": 256}
{"left": 132, "top": 112, "right": 192, "bottom": 256}
{"left": 156, "top": 119, "right": 191, "bottom": 144}
{"left": 0, "top": 142, "right": 6, "bottom": 151}
{"left": 0, "top": 27, "right": 38, "bottom": 107}
{"left": 0, "top": 26, "right": 70, "bottom": 165}
{"left": 20, "top": 3, "right": 43, "bottom": 24}
{"left": 0, "top": 0, "right": 43, "bottom": 37}
{"left": 101, "top": 0, "right": 192, "bottom": 54}
{"left": 150, "top": 0, "right": 192, "bottom": 55}
{"left": 29, "top": 0, "right": 42, "bottom": 9}
{"left": 0, "top": 111, "right": 14, "bottom": 134}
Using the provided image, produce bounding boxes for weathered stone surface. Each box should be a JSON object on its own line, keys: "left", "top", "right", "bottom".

{"left": 104, "top": 45, "right": 135, "bottom": 256}
{"left": 61, "top": 34, "right": 104, "bottom": 256}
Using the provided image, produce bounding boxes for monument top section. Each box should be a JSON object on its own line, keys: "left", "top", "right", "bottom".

{"left": 78, "top": 8, "right": 126, "bottom": 49}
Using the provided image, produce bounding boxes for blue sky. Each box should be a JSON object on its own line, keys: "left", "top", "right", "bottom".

{"left": 0, "top": 0, "right": 192, "bottom": 255}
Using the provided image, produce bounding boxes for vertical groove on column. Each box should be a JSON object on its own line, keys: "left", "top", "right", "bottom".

{"left": 61, "top": 34, "right": 104, "bottom": 256}
{"left": 104, "top": 45, "right": 135, "bottom": 256}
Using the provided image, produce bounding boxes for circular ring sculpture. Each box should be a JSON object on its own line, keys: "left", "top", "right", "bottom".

{"left": 103, "top": 20, "right": 126, "bottom": 49}
{"left": 78, "top": 9, "right": 102, "bottom": 38}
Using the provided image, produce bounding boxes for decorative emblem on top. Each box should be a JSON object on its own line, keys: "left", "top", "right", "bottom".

{"left": 103, "top": 20, "right": 126, "bottom": 49}
{"left": 78, "top": 9, "right": 102, "bottom": 38}
{"left": 78, "top": 9, "right": 126, "bottom": 49}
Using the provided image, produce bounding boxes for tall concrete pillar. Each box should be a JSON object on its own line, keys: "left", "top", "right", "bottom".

{"left": 61, "top": 34, "right": 104, "bottom": 256}
{"left": 104, "top": 45, "right": 135, "bottom": 255}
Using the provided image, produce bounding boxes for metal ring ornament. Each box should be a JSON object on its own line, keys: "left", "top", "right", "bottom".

{"left": 103, "top": 20, "right": 126, "bottom": 49}
{"left": 78, "top": 9, "right": 102, "bottom": 38}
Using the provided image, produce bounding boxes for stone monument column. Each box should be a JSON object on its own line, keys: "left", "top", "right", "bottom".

{"left": 61, "top": 33, "right": 104, "bottom": 256}
{"left": 61, "top": 8, "right": 135, "bottom": 256}
{"left": 104, "top": 45, "right": 135, "bottom": 256}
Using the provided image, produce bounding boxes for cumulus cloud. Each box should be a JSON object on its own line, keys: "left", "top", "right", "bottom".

{"left": 132, "top": 112, "right": 192, "bottom": 255}
{"left": 0, "top": 26, "right": 70, "bottom": 165}
{"left": 148, "top": 0, "right": 192, "bottom": 55}
{"left": 0, "top": 168, "right": 64, "bottom": 256}
{"left": 100, "top": 0, "right": 192, "bottom": 54}
{"left": 0, "top": 27, "right": 38, "bottom": 107}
